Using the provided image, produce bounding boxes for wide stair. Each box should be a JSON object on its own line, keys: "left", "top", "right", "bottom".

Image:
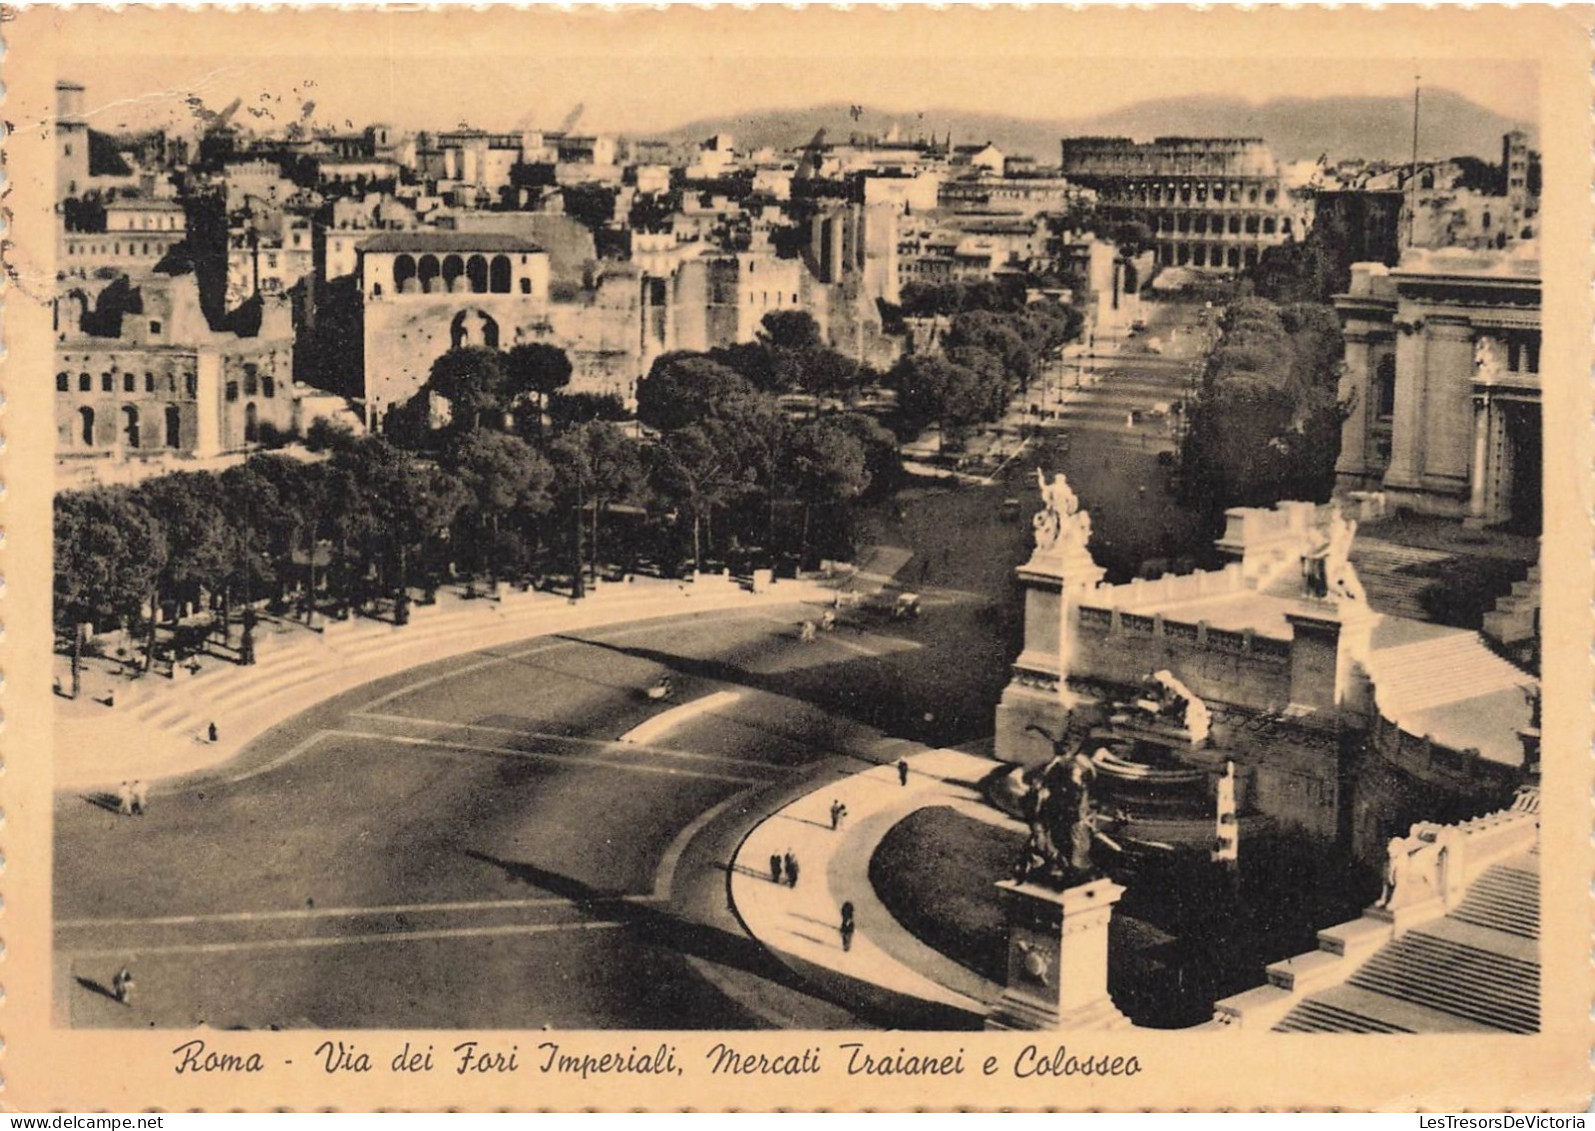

{"left": 1363, "top": 630, "right": 1533, "bottom": 716}
{"left": 1274, "top": 857, "right": 1540, "bottom": 1034}
{"left": 1348, "top": 540, "right": 1456, "bottom": 621}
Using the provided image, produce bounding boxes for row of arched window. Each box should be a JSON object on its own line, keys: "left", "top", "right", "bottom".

{"left": 59, "top": 370, "right": 199, "bottom": 397}
{"left": 57, "top": 369, "right": 277, "bottom": 399}
{"left": 1150, "top": 213, "right": 1290, "bottom": 237}
{"left": 1158, "top": 244, "right": 1261, "bottom": 270}
{"left": 71, "top": 402, "right": 262, "bottom": 449}
{"left": 1114, "top": 182, "right": 1280, "bottom": 207}
{"left": 391, "top": 253, "right": 516, "bottom": 295}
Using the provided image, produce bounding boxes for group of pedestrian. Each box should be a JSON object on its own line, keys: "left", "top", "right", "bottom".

{"left": 115, "top": 780, "right": 149, "bottom": 817}
{"left": 769, "top": 848, "right": 800, "bottom": 887}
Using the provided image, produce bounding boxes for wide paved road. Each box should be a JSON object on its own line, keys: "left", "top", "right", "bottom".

{"left": 55, "top": 604, "right": 944, "bottom": 1031}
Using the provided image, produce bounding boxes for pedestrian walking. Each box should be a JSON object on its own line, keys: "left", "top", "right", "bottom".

{"left": 784, "top": 849, "right": 799, "bottom": 888}
{"left": 830, "top": 799, "right": 846, "bottom": 830}
{"left": 112, "top": 965, "right": 134, "bottom": 1006}
{"left": 769, "top": 853, "right": 783, "bottom": 884}
{"left": 840, "top": 901, "right": 856, "bottom": 952}
{"left": 207, "top": 720, "right": 219, "bottom": 744}
{"left": 898, "top": 759, "right": 910, "bottom": 787}
{"left": 131, "top": 780, "right": 148, "bottom": 817}
{"left": 116, "top": 781, "right": 134, "bottom": 817}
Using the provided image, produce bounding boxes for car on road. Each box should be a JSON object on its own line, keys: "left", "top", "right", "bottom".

{"left": 999, "top": 497, "right": 1021, "bottom": 520}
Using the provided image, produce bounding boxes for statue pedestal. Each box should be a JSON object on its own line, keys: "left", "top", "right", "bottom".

{"left": 994, "top": 544, "right": 1105, "bottom": 768}
{"left": 986, "top": 877, "right": 1131, "bottom": 1031}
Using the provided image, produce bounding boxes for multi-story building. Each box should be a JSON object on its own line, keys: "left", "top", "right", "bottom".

{"left": 1334, "top": 243, "right": 1541, "bottom": 530}
{"left": 61, "top": 198, "right": 189, "bottom": 280}
{"left": 54, "top": 270, "right": 295, "bottom": 462}
{"left": 1059, "top": 136, "right": 1309, "bottom": 272}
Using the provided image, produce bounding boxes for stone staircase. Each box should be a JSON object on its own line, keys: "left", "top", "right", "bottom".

{"left": 1363, "top": 629, "right": 1534, "bottom": 717}
{"left": 1449, "top": 853, "right": 1539, "bottom": 939}
{"left": 1273, "top": 856, "right": 1540, "bottom": 1034}
{"left": 1482, "top": 562, "right": 1540, "bottom": 657}
{"left": 1348, "top": 540, "right": 1456, "bottom": 621}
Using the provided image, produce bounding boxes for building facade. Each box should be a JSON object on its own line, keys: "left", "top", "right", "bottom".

{"left": 1059, "top": 136, "right": 1309, "bottom": 272}
{"left": 1334, "top": 245, "right": 1541, "bottom": 530}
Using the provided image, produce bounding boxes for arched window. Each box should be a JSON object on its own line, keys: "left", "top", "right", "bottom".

{"left": 393, "top": 254, "right": 416, "bottom": 292}
{"left": 418, "top": 255, "right": 441, "bottom": 293}
{"left": 244, "top": 402, "right": 259, "bottom": 443}
{"left": 165, "top": 405, "right": 181, "bottom": 448}
{"left": 1262, "top": 217, "right": 1276, "bottom": 235}
{"left": 466, "top": 254, "right": 488, "bottom": 293}
{"left": 121, "top": 405, "right": 140, "bottom": 449}
{"left": 442, "top": 255, "right": 465, "bottom": 293}
{"left": 57, "top": 372, "right": 69, "bottom": 392}
{"left": 80, "top": 372, "right": 92, "bottom": 392}
{"left": 79, "top": 406, "right": 95, "bottom": 446}
{"left": 1375, "top": 355, "right": 1397, "bottom": 419}
{"left": 490, "top": 255, "right": 512, "bottom": 293}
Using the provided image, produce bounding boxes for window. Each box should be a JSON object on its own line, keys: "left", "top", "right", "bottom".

{"left": 57, "top": 372, "right": 69, "bottom": 392}
{"left": 226, "top": 381, "right": 239, "bottom": 402}
{"left": 145, "top": 373, "right": 155, "bottom": 393}
{"left": 79, "top": 373, "right": 92, "bottom": 392}
{"left": 243, "top": 365, "right": 259, "bottom": 397}
{"left": 186, "top": 374, "right": 198, "bottom": 398}
{"left": 79, "top": 406, "right": 95, "bottom": 446}
{"left": 149, "top": 321, "right": 161, "bottom": 335}
{"left": 262, "top": 375, "right": 276, "bottom": 398}
{"left": 123, "top": 373, "right": 136, "bottom": 393}
{"left": 101, "top": 373, "right": 113, "bottom": 392}
{"left": 520, "top": 278, "right": 531, "bottom": 294}
{"left": 1375, "top": 355, "right": 1397, "bottom": 419}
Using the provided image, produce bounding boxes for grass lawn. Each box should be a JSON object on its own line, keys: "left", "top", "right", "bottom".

{"left": 868, "top": 805, "right": 1020, "bottom": 986}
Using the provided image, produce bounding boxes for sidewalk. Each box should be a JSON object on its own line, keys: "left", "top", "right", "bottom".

{"left": 729, "top": 745, "right": 1017, "bottom": 1026}
{"left": 55, "top": 573, "right": 828, "bottom": 792}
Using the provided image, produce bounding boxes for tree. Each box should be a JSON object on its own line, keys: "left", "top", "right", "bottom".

{"left": 425, "top": 347, "right": 506, "bottom": 432}
{"left": 550, "top": 422, "right": 647, "bottom": 582}
{"left": 443, "top": 430, "right": 554, "bottom": 590}
{"left": 546, "top": 391, "right": 630, "bottom": 432}
{"left": 635, "top": 353, "right": 756, "bottom": 432}
{"left": 54, "top": 489, "right": 163, "bottom": 696}
{"left": 782, "top": 419, "right": 870, "bottom": 564}
{"left": 653, "top": 422, "right": 758, "bottom": 571}
{"left": 133, "top": 472, "right": 234, "bottom": 669}
{"left": 502, "top": 342, "right": 573, "bottom": 438}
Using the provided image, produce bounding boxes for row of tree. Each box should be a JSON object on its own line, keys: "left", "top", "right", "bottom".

{"left": 1177, "top": 298, "right": 1347, "bottom": 531}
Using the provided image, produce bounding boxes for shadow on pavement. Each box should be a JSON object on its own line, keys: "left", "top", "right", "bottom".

{"left": 463, "top": 849, "right": 811, "bottom": 991}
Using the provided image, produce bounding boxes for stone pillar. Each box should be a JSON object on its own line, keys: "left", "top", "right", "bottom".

{"left": 1385, "top": 318, "right": 1427, "bottom": 493}
{"left": 1336, "top": 330, "right": 1373, "bottom": 483}
{"left": 1467, "top": 395, "right": 1491, "bottom": 523}
{"left": 987, "top": 878, "right": 1130, "bottom": 1031}
{"left": 1420, "top": 320, "right": 1476, "bottom": 506}
{"left": 193, "top": 350, "right": 223, "bottom": 458}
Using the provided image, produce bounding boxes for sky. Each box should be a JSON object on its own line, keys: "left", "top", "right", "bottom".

{"left": 56, "top": 19, "right": 1539, "bottom": 142}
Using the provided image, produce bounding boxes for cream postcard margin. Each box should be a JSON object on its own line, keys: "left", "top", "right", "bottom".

{"left": 1, "top": 5, "right": 1590, "bottom": 1111}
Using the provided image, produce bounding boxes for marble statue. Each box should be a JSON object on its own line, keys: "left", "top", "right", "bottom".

{"left": 1017, "top": 724, "right": 1101, "bottom": 890}
{"left": 1474, "top": 335, "right": 1507, "bottom": 383}
{"left": 1032, "top": 470, "right": 1091, "bottom": 557}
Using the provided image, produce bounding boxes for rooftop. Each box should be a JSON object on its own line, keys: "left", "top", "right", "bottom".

{"left": 360, "top": 231, "right": 541, "bottom": 255}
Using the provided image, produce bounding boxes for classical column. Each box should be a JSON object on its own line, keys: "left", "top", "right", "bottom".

{"left": 1336, "top": 329, "right": 1373, "bottom": 484}
{"left": 1467, "top": 395, "right": 1491, "bottom": 523}
{"left": 1385, "top": 317, "right": 1427, "bottom": 492}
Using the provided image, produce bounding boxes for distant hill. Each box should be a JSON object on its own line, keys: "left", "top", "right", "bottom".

{"left": 653, "top": 89, "right": 1534, "bottom": 166}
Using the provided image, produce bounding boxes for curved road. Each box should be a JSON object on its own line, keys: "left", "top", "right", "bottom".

{"left": 54, "top": 604, "right": 942, "bottom": 1030}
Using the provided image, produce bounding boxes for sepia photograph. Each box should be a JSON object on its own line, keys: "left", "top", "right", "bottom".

{"left": 6, "top": 4, "right": 1591, "bottom": 1111}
